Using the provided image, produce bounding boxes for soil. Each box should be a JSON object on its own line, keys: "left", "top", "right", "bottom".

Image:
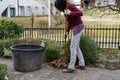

{"left": 95, "top": 49, "right": 120, "bottom": 70}
{"left": 50, "top": 49, "right": 120, "bottom": 70}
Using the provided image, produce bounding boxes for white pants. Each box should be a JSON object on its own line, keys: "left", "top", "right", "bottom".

{"left": 68, "top": 29, "right": 85, "bottom": 69}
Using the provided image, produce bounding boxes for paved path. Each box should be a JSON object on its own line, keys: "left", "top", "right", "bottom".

{"left": 0, "top": 58, "right": 120, "bottom": 80}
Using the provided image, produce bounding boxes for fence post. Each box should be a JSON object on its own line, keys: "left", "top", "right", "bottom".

{"left": 118, "top": 25, "right": 120, "bottom": 49}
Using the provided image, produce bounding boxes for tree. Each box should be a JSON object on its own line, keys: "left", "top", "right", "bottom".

{"left": 87, "top": 0, "right": 120, "bottom": 17}
{"left": 107, "top": 0, "right": 120, "bottom": 14}
{"left": 89, "top": 0, "right": 95, "bottom": 7}
{"left": 116, "top": 0, "right": 120, "bottom": 7}
{"left": 80, "top": 0, "right": 95, "bottom": 9}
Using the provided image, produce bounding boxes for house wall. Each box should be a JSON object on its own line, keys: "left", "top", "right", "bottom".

{"left": 18, "top": 0, "right": 48, "bottom": 16}
{"left": 0, "top": 0, "right": 48, "bottom": 17}
{"left": 8, "top": 1, "right": 18, "bottom": 17}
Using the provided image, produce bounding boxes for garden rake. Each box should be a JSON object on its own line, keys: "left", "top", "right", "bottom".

{"left": 64, "top": 0, "right": 68, "bottom": 55}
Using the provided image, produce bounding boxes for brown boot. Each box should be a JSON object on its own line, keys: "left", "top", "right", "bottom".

{"left": 62, "top": 68, "right": 74, "bottom": 73}
{"left": 75, "top": 66, "right": 86, "bottom": 70}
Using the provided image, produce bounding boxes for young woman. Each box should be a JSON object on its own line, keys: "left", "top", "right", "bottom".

{"left": 54, "top": 0, "right": 86, "bottom": 73}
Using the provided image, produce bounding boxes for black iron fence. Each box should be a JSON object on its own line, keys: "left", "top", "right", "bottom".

{"left": 22, "top": 25, "right": 120, "bottom": 49}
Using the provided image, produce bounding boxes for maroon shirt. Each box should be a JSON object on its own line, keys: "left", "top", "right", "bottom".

{"left": 65, "top": 3, "right": 84, "bottom": 34}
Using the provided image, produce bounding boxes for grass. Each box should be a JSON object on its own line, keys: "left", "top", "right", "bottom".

{"left": 83, "top": 8, "right": 120, "bottom": 21}
{"left": 0, "top": 16, "right": 59, "bottom": 28}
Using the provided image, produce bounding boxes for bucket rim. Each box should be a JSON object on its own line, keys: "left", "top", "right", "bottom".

{"left": 10, "top": 44, "right": 44, "bottom": 51}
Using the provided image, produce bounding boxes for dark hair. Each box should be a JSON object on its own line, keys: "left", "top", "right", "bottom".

{"left": 54, "top": 0, "right": 66, "bottom": 12}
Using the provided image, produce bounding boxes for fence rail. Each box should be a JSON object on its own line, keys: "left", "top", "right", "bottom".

{"left": 22, "top": 25, "right": 120, "bottom": 49}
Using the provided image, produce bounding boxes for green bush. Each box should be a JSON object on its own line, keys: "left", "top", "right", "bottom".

{"left": 44, "top": 39, "right": 61, "bottom": 62}
{"left": 0, "top": 19, "right": 25, "bottom": 39}
{"left": 0, "top": 64, "right": 7, "bottom": 80}
{"left": 0, "top": 38, "right": 61, "bottom": 62}
{"left": 0, "top": 38, "right": 20, "bottom": 56}
{"left": 66, "top": 35, "right": 99, "bottom": 64}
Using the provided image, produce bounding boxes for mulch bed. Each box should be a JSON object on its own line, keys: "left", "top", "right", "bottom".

{"left": 49, "top": 49, "right": 120, "bottom": 70}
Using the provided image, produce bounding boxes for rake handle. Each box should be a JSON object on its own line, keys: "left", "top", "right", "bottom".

{"left": 64, "top": 0, "right": 68, "bottom": 55}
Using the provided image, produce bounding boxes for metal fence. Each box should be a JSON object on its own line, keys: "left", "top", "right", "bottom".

{"left": 22, "top": 25, "right": 120, "bottom": 49}
{"left": 84, "top": 25, "right": 120, "bottom": 49}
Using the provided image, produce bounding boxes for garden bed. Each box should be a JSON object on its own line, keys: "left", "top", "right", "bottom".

{"left": 50, "top": 48, "right": 120, "bottom": 70}
{"left": 95, "top": 48, "right": 120, "bottom": 70}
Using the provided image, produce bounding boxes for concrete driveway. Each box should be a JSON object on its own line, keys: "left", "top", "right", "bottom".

{"left": 0, "top": 58, "right": 120, "bottom": 80}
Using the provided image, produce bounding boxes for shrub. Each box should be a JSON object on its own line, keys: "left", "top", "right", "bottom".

{"left": 0, "top": 38, "right": 61, "bottom": 62}
{"left": 0, "top": 19, "right": 25, "bottom": 39}
{"left": 0, "top": 38, "right": 20, "bottom": 56}
{"left": 0, "top": 64, "right": 7, "bottom": 80}
{"left": 0, "top": 40, "right": 5, "bottom": 56}
{"left": 44, "top": 39, "right": 61, "bottom": 62}
{"left": 66, "top": 35, "right": 99, "bottom": 64}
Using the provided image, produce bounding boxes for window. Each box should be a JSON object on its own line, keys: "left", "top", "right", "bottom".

{"left": 42, "top": 7, "right": 45, "bottom": 14}
{"left": 26, "top": 6, "right": 32, "bottom": 16}
{"left": 20, "top": 6, "right": 25, "bottom": 16}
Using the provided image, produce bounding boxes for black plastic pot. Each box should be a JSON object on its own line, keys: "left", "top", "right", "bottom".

{"left": 10, "top": 44, "right": 44, "bottom": 72}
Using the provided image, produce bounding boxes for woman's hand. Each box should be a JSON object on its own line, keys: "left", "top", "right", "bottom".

{"left": 64, "top": 9, "right": 71, "bottom": 15}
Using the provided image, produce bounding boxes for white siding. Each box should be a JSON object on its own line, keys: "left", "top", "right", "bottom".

{"left": 0, "top": 0, "right": 48, "bottom": 17}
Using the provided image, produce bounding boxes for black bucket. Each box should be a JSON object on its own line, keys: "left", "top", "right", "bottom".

{"left": 10, "top": 44, "right": 44, "bottom": 72}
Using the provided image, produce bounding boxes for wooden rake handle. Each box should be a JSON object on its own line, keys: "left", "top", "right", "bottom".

{"left": 64, "top": 0, "right": 68, "bottom": 55}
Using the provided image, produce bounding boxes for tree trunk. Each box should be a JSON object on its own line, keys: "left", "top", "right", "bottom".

{"left": 116, "top": 0, "right": 120, "bottom": 7}
{"left": 81, "top": 0, "right": 84, "bottom": 8}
